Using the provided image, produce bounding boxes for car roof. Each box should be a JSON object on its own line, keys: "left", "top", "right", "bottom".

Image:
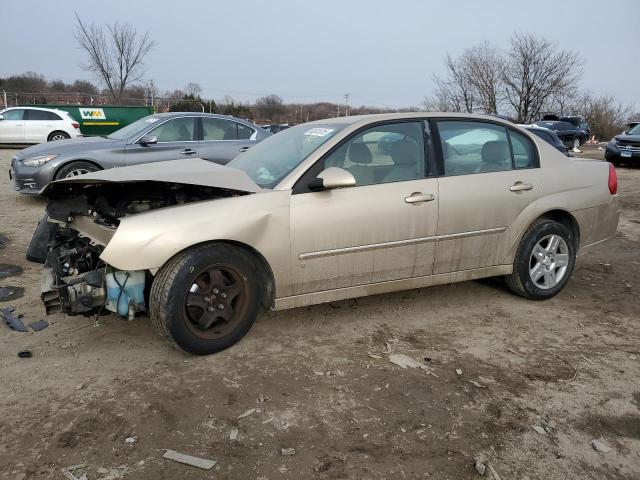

{"left": 4, "top": 106, "right": 69, "bottom": 114}
{"left": 303, "top": 111, "right": 519, "bottom": 127}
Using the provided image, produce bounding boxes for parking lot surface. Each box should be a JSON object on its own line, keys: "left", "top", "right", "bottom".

{"left": 1, "top": 146, "right": 639, "bottom": 479}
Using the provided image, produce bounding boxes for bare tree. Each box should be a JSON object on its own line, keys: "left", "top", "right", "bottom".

{"left": 254, "top": 94, "right": 286, "bottom": 122}
{"left": 463, "top": 41, "right": 505, "bottom": 114}
{"left": 74, "top": 13, "right": 156, "bottom": 102}
{"left": 502, "top": 33, "right": 583, "bottom": 123}
{"left": 577, "top": 94, "right": 634, "bottom": 140}
{"left": 185, "top": 82, "right": 202, "bottom": 98}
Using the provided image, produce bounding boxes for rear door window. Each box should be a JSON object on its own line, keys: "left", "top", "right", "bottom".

{"left": 436, "top": 120, "right": 537, "bottom": 175}
{"left": 24, "top": 109, "right": 51, "bottom": 120}
{"left": 202, "top": 118, "right": 238, "bottom": 140}
{"left": 437, "top": 121, "right": 512, "bottom": 175}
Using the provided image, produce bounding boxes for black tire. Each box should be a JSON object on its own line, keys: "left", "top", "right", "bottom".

{"left": 505, "top": 219, "right": 576, "bottom": 300}
{"left": 48, "top": 131, "right": 70, "bottom": 142}
{"left": 150, "top": 243, "right": 262, "bottom": 355}
{"left": 54, "top": 161, "right": 99, "bottom": 180}
{"left": 610, "top": 157, "right": 621, "bottom": 167}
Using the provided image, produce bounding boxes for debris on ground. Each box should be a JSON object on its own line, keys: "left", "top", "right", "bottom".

{"left": 624, "top": 283, "right": 632, "bottom": 294}
{"left": 591, "top": 439, "right": 612, "bottom": 454}
{"left": 237, "top": 408, "right": 256, "bottom": 419}
{"left": 61, "top": 463, "right": 87, "bottom": 480}
{"left": 162, "top": 449, "right": 217, "bottom": 469}
{"left": 28, "top": 319, "right": 49, "bottom": 331}
{"left": 488, "top": 463, "right": 503, "bottom": 480}
{"left": 281, "top": 447, "right": 296, "bottom": 455}
{"left": 0, "top": 285, "right": 24, "bottom": 301}
{"left": 579, "top": 353, "right": 594, "bottom": 365}
{"left": 0, "top": 263, "right": 23, "bottom": 279}
{"left": 1, "top": 306, "right": 28, "bottom": 332}
{"left": 229, "top": 428, "right": 239, "bottom": 441}
{"left": 507, "top": 348, "right": 526, "bottom": 358}
{"left": 368, "top": 353, "right": 382, "bottom": 359}
{"left": 17, "top": 350, "right": 32, "bottom": 358}
{"left": 473, "top": 453, "right": 487, "bottom": 476}
{"left": 601, "top": 263, "right": 613, "bottom": 274}
{"left": 125, "top": 436, "right": 138, "bottom": 444}
{"left": 532, "top": 425, "right": 547, "bottom": 435}
{"left": 456, "top": 368, "right": 463, "bottom": 376}
{"left": 388, "top": 353, "right": 438, "bottom": 377}
{"left": 469, "top": 380, "right": 487, "bottom": 389}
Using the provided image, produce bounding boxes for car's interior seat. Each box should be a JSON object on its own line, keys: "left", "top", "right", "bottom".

{"left": 223, "top": 125, "right": 237, "bottom": 140}
{"left": 346, "top": 143, "right": 374, "bottom": 186}
{"left": 178, "top": 125, "right": 191, "bottom": 141}
{"left": 477, "top": 141, "right": 511, "bottom": 173}
{"left": 382, "top": 140, "right": 420, "bottom": 183}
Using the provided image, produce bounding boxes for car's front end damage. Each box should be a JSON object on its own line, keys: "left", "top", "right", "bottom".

{"left": 27, "top": 159, "right": 264, "bottom": 320}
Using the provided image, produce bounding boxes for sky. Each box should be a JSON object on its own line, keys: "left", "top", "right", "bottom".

{"left": 1, "top": 0, "right": 638, "bottom": 109}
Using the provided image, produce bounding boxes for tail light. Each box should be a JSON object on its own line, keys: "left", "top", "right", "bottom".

{"left": 608, "top": 162, "right": 617, "bottom": 195}
{"left": 72, "top": 122, "right": 80, "bottom": 129}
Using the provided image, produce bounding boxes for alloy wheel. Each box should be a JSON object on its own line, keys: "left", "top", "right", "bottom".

{"left": 529, "top": 234, "right": 570, "bottom": 289}
{"left": 65, "top": 169, "right": 90, "bottom": 178}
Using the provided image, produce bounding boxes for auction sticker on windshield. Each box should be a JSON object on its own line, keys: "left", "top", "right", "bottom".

{"left": 304, "top": 127, "right": 334, "bottom": 137}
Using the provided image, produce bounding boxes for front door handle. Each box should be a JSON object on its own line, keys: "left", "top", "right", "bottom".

{"left": 405, "top": 192, "right": 435, "bottom": 204}
{"left": 510, "top": 182, "right": 533, "bottom": 192}
{"left": 239, "top": 146, "right": 251, "bottom": 152}
{"left": 181, "top": 148, "right": 197, "bottom": 155}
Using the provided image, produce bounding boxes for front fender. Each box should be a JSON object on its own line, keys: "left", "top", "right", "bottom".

{"left": 100, "top": 190, "right": 294, "bottom": 297}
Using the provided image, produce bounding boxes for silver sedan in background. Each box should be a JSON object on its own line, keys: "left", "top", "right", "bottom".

{"left": 9, "top": 112, "right": 270, "bottom": 194}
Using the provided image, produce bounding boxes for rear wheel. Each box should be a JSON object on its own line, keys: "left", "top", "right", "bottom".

{"left": 48, "top": 131, "right": 70, "bottom": 142}
{"left": 505, "top": 219, "right": 576, "bottom": 300}
{"left": 54, "top": 161, "right": 99, "bottom": 179}
{"left": 150, "top": 243, "right": 262, "bottom": 355}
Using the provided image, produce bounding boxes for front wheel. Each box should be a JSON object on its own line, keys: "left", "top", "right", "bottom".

{"left": 150, "top": 244, "right": 262, "bottom": 355}
{"left": 54, "top": 161, "right": 99, "bottom": 179}
{"left": 505, "top": 219, "right": 576, "bottom": 300}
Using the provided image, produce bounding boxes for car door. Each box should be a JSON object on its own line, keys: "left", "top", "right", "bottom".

{"left": 198, "top": 117, "right": 257, "bottom": 165}
{"left": 124, "top": 116, "right": 199, "bottom": 165}
{"left": 433, "top": 119, "right": 541, "bottom": 274}
{"left": 288, "top": 120, "right": 439, "bottom": 295}
{"left": 23, "top": 109, "right": 56, "bottom": 143}
{"left": 0, "top": 109, "right": 26, "bottom": 143}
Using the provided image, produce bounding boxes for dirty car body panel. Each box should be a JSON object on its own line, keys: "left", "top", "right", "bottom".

{"left": 28, "top": 112, "right": 620, "bottom": 353}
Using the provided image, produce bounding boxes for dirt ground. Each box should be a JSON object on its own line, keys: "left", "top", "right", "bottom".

{"left": 0, "top": 145, "right": 639, "bottom": 480}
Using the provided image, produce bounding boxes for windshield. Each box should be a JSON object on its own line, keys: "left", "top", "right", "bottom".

{"left": 108, "top": 115, "right": 162, "bottom": 140}
{"left": 628, "top": 124, "right": 640, "bottom": 135}
{"left": 229, "top": 123, "right": 348, "bottom": 188}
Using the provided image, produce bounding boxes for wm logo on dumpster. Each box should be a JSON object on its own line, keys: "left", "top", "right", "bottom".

{"left": 79, "top": 108, "right": 106, "bottom": 120}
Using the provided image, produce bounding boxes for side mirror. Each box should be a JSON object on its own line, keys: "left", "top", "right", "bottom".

{"left": 139, "top": 134, "right": 157, "bottom": 146}
{"left": 309, "top": 167, "right": 356, "bottom": 191}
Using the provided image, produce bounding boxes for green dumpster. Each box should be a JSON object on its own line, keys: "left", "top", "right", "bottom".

{"left": 21, "top": 105, "right": 154, "bottom": 136}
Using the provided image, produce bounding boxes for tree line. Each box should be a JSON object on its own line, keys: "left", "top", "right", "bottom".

{"left": 423, "top": 33, "right": 637, "bottom": 139}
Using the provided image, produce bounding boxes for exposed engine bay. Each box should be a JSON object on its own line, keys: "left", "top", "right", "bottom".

{"left": 28, "top": 180, "right": 246, "bottom": 318}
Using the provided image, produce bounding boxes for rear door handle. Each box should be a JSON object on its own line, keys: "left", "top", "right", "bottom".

{"left": 181, "top": 148, "right": 197, "bottom": 155}
{"left": 510, "top": 182, "right": 533, "bottom": 192}
{"left": 239, "top": 146, "right": 251, "bottom": 152}
{"left": 405, "top": 192, "right": 435, "bottom": 204}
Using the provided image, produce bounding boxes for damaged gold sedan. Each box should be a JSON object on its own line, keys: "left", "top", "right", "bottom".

{"left": 27, "top": 113, "right": 620, "bottom": 354}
